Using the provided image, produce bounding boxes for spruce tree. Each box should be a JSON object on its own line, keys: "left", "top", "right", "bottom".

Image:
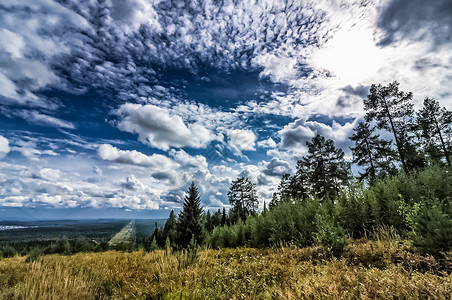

{"left": 363, "top": 81, "right": 416, "bottom": 173}
{"left": 228, "top": 177, "right": 258, "bottom": 223}
{"left": 417, "top": 97, "right": 452, "bottom": 166}
{"left": 303, "top": 134, "right": 350, "bottom": 199}
{"left": 349, "top": 122, "right": 397, "bottom": 184}
{"left": 162, "top": 210, "right": 177, "bottom": 247}
{"left": 204, "top": 210, "right": 213, "bottom": 232}
{"left": 176, "top": 182, "right": 203, "bottom": 248}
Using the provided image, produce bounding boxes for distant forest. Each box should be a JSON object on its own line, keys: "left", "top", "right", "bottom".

{"left": 1, "top": 81, "right": 451, "bottom": 262}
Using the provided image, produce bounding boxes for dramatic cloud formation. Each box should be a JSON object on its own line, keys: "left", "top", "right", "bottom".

{"left": 0, "top": 0, "right": 450, "bottom": 215}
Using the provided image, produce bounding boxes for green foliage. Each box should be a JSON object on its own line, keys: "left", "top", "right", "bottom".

{"left": 0, "top": 245, "right": 16, "bottom": 258}
{"left": 165, "top": 237, "right": 172, "bottom": 255}
{"left": 336, "top": 183, "right": 374, "bottom": 238}
{"left": 176, "top": 182, "right": 204, "bottom": 248}
{"left": 162, "top": 210, "right": 177, "bottom": 247}
{"left": 405, "top": 200, "right": 452, "bottom": 257}
{"left": 314, "top": 204, "right": 347, "bottom": 255}
{"left": 349, "top": 121, "right": 398, "bottom": 184}
{"left": 228, "top": 177, "right": 258, "bottom": 223}
{"left": 25, "top": 247, "right": 43, "bottom": 263}
{"left": 364, "top": 81, "right": 415, "bottom": 173}
{"left": 186, "top": 235, "right": 198, "bottom": 265}
{"left": 302, "top": 134, "right": 350, "bottom": 199}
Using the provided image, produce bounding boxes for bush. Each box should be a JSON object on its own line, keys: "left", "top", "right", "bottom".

{"left": 26, "top": 248, "right": 43, "bottom": 263}
{"left": 315, "top": 203, "right": 347, "bottom": 255}
{"left": 406, "top": 200, "right": 452, "bottom": 258}
{"left": 1, "top": 245, "right": 16, "bottom": 258}
{"left": 337, "top": 183, "right": 373, "bottom": 238}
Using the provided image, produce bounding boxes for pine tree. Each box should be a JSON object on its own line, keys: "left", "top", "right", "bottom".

{"left": 363, "top": 81, "right": 416, "bottom": 173}
{"left": 162, "top": 210, "right": 177, "bottom": 247}
{"left": 276, "top": 173, "right": 292, "bottom": 202}
{"left": 212, "top": 209, "right": 222, "bottom": 227}
{"left": 303, "top": 134, "right": 350, "bottom": 199}
{"left": 349, "top": 122, "right": 397, "bottom": 184}
{"left": 228, "top": 177, "right": 258, "bottom": 223}
{"left": 292, "top": 160, "right": 310, "bottom": 200}
{"left": 221, "top": 207, "right": 227, "bottom": 226}
{"left": 204, "top": 210, "right": 213, "bottom": 232}
{"left": 417, "top": 97, "right": 452, "bottom": 166}
{"left": 176, "top": 182, "right": 203, "bottom": 248}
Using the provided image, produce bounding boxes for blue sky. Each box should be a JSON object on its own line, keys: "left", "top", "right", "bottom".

{"left": 0, "top": 0, "right": 451, "bottom": 219}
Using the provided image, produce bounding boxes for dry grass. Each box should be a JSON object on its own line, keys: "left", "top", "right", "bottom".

{"left": 0, "top": 239, "right": 450, "bottom": 299}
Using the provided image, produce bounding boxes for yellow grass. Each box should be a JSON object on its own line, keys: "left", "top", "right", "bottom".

{"left": 0, "top": 239, "right": 450, "bottom": 299}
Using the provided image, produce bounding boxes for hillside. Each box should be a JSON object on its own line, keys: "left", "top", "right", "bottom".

{"left": 1, "top": 236, "right": 451, "bottom": 299}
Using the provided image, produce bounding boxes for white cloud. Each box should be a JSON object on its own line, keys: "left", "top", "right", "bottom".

{"left": 98, "top": 143, "right": 178, "bottom": 169}
{"left": 257, "top": 137, "right": 277, "bottom": 149}
{"left": 0, "top": 136, "right": 10, "bottom": 159}
{"left": 15, "top": 110, "right": 75, "bottom": 129}
{"left": 37, "top": 168, "right": 62, "bottom": 181}
{"left": 227, "top": 129, "right": 257, "bottom": 156}
{"left": 169, "top": 149, "right": 208, "bottom": 172}
{"left": 116, "top": 103, "right": 215, "bottom": 150}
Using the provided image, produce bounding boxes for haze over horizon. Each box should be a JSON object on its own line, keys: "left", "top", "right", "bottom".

{"left": 1, "top": 0, "right": 451, "bottom": 219}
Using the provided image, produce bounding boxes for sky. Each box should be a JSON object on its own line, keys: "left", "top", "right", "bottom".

{"left": 0, "top": 0, "right": 451, "bottom": 219}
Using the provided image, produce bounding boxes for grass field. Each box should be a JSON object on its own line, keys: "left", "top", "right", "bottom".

{"left": 0, "top": 236, "right": 450, "bottom": 299}
{"left": 108, "top": 220, "right": 136, "bottom": 246}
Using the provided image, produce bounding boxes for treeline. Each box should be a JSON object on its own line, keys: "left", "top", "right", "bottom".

{"left": 149, "top": 82, "right": 451, "bottom": 257}
{"left": 0, "top": 237, "right": 111, "bottom": 262}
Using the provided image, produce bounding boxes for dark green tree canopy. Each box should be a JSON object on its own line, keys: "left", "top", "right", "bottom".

{"left": 350, "top": 121, "right": 397, "bottom": 184}
{"left": 363, "top": 81, "right": 417, "bottom": 172}
{"left": 303, "top": 134, "right": 350, "bottom": 199}
{"left": 417, "top": 97, "right": 451, "bottom": 166}
{"left": 176, "top": 182, "right": 203, "bottom": 248}
{"left": 228, "top": 177, "right": 258, "bottom": 222}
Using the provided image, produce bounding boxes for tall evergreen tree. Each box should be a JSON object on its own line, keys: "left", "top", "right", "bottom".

{"left": 417, "top": 97, "right": 452, "bottom": 166}
{"left": 363, "top": 81, "right": 416, "bottom": 173}
{"left": 292, "top": 160, "right": 310, "bottom": 200}
{"left": 204, "top": 210, "right": 213, "bottom": 232}
{"left": 228, "top": 177, "right": 258, "bottom": 222}
{"left": 161, "top": 209, "right": 177, "bottom": 247}
{"left": 212, "top": 208, "right": 222, "bottom": 227}
{"left": 221, "top": 207, "right": 227, "bottom": 226}
{"left": 276, "top": 173, "right": 292, "bottom": 202}
{"left": 176, "top": 182, "right": 203, "bottom": 248}
{"left": 349, "top": 122, "right": 397, "bottom": 184}
{"left": 302, "top": 134, "right": 350, "bottom": 199}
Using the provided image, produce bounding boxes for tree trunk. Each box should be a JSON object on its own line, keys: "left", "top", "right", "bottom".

{"left": 384, "top": 100, "right": 408, "bottom": 173}
{"left": 433, "top": 114, "right": 451, "bottom": 166}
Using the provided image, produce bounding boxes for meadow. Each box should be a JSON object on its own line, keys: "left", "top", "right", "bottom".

{"left": 0, "top": 230, "right": 451, "bottom": 300}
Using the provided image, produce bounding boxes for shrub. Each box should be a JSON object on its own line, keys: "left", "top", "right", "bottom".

{"left": 315, "top": 203, "right": 347, "bottom": 255}
{"left": 407, "top": 200, "right": 452, "bottom": 257}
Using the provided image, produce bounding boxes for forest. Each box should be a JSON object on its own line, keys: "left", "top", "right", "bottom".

{"left": 144, "top": 81, "right": 451, "bottom": 259}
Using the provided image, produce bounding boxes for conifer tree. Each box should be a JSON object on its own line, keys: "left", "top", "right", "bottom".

{"left": 221, "top": 207, "right": 227, "bottom": 226}
{"left": 417, "top": 97, "right": 452, "bottom": 166}
{"left": 212, "top": 209, "right": 222, "bottom": 227}
{"left": 161, "top": 210, "right": 177, "bottom": 247}
{"left": 204, "top": 210, "right": 213, "bottom": 232}
{"left": 292, "top": 160, "right": 310, "bottom": 200}
{"left": 303, "top": 134, "right": 350, "bottom": 199}
{"left": 176, "top": 182, "right": 203, "bottom": 248}
{"left": 228, "top": 177, "right": 258, "bottom": 222}
{"left": 363, "top": 81, "right": 416, "bottom": 173}
{"left": 349, "top": 122, "right": 397, "bottom": 184}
